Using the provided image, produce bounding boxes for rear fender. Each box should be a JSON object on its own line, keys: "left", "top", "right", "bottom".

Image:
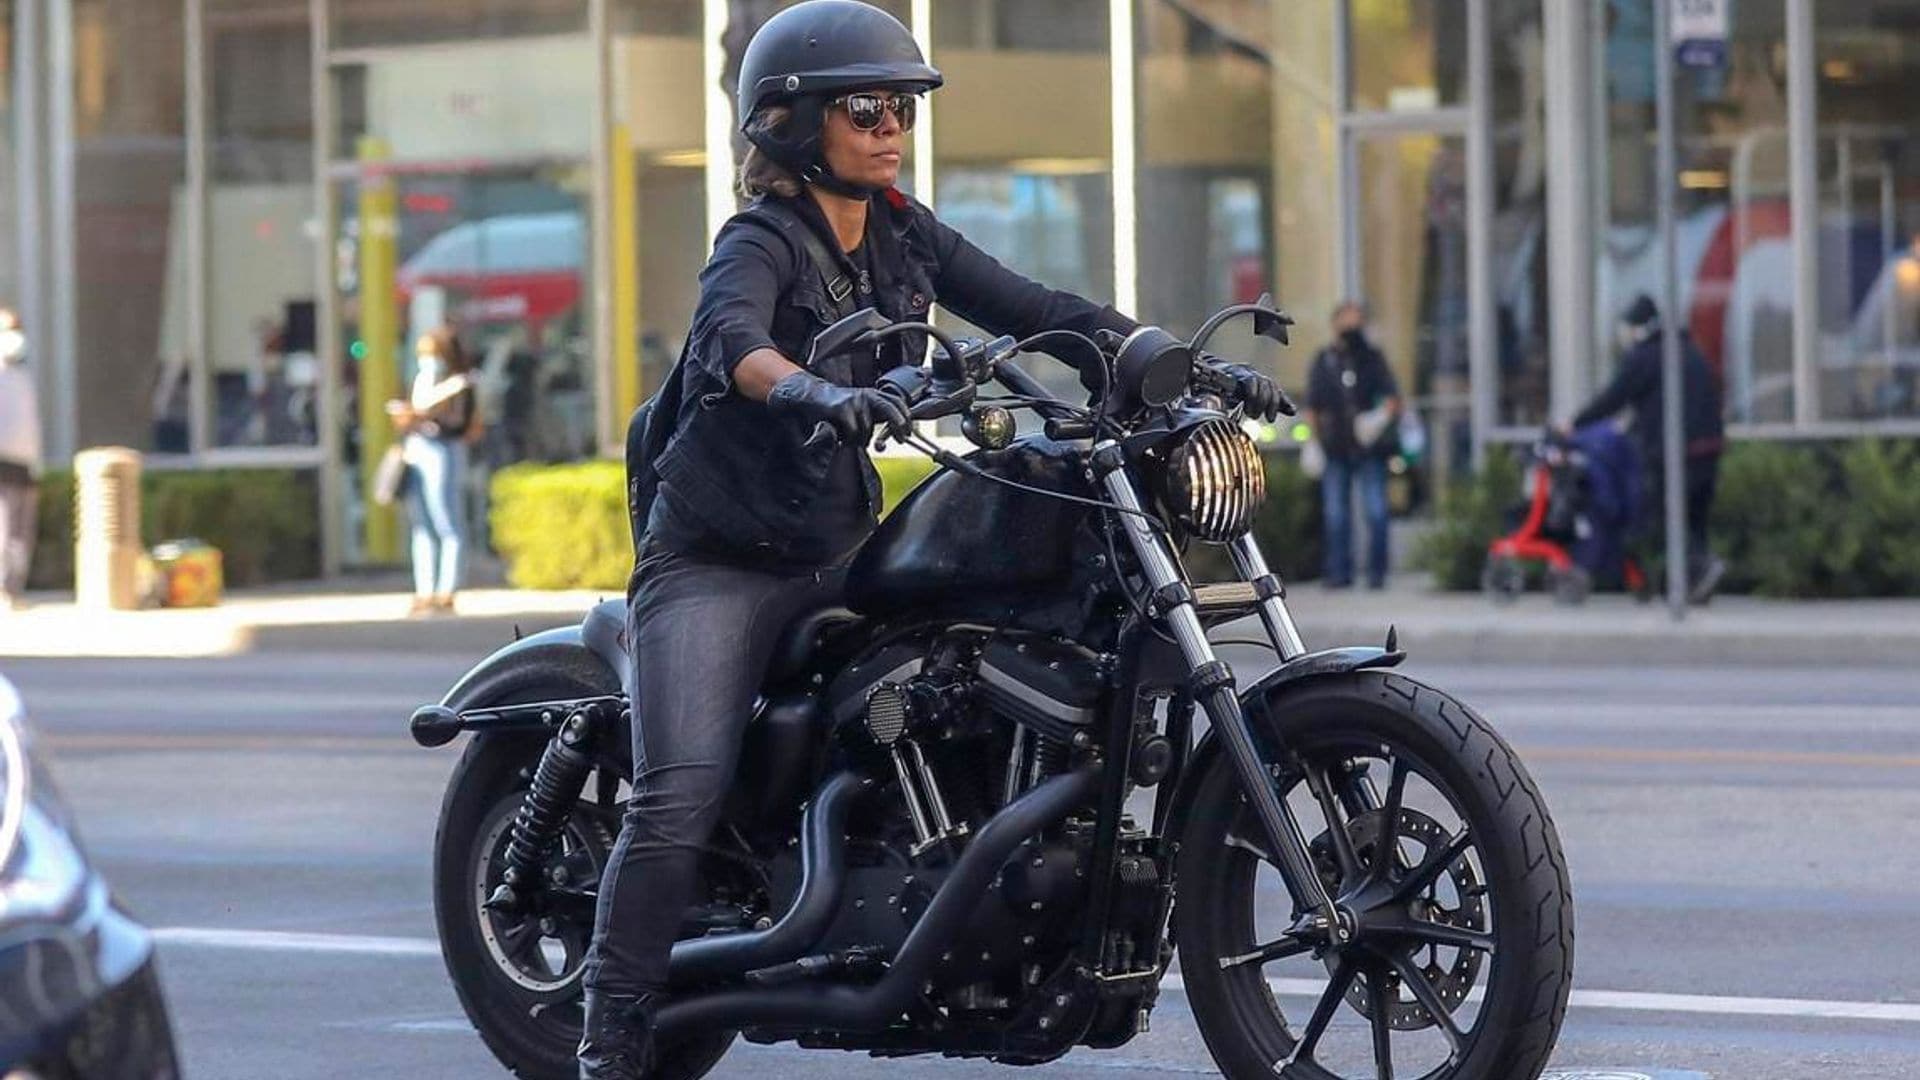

{"left": 435, "top": 627, "right": 626, "bottom": 762}
{"left": 1161, "top": 645, "right": 1405, "bottom": 846}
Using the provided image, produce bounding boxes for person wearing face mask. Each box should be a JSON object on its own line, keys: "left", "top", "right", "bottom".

{"left": 1307, "top": 300, "right": 1402, "bottom": 590}
{"left": 1565, "top": 294, "right": 1726, "bottom": 602}
{"left": 0, "top": 309, "right": 40, "bottom": 610}
{"left": 582, "top": 3, "right": 1285, "bottom": 1076}
{"left": 387, "top": 326, "right": 482, "bottom": 616}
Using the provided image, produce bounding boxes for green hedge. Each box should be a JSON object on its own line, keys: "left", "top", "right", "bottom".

{"left": 489, "top": 451, "right": 1323, "bottom": 593}
{"left": 28, "top": 467, "right": 321, "bottom": 591}
{"left": 489, "top": 456, "right": 941, "bottom": 591}
{"left": 1415, "top": 439, "right": 1920, "bottom": 598}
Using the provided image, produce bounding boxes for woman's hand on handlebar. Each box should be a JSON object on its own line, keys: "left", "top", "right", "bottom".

{"left": 767, "top": 371, "right": 911, "bottom": 450}
{"left": 1196, "top": 356, "right": 1295, "bottom": 421}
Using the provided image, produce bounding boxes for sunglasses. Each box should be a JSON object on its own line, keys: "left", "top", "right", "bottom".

{"left": 832, "top": 92, "right": 918, "bottom": 133}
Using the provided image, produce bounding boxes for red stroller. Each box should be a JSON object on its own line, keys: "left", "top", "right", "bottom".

{"left": 1484, "top": 433, "right": 1648, "bottom": 605}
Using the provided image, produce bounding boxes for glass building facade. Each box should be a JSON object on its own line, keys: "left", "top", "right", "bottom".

{"left": 5, "top": 0, "right": 1917, "bottom": 571}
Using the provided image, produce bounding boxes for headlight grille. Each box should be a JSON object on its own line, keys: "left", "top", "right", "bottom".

{"left": 1167, "top": 419, "right": 1267, "bottom": 542}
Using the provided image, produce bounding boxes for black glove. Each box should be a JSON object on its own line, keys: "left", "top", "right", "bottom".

{"left": 1200, "top": 358, "right": 1295, "bottom": 421}
{"left": 767, "top": 371, "right": 911, "bottom": 447}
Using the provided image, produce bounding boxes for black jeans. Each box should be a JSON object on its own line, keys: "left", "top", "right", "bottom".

{"left": 582, "top": 543, "right": 843, "bottom": 996}
{"left": 1641, "top": 454, "right": 1720, "bottom": 584}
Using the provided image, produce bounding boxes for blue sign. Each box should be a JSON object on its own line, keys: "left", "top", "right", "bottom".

{"left": 1675, "top": 39, "right": 1728, "bottom": 69}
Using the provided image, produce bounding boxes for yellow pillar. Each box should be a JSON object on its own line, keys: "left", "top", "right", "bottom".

{"left": 611, "top": 124, "right": 644, "bottom": 423}
{"left": 357, "top": 137, "right": 402, "bottom": 563}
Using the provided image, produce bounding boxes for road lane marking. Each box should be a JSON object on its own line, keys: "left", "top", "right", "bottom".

{"left": 1523, "top": 746, "right": 1920, "bottom": 769}
{"left": 155, "top": 927, "right": 1920, "bottom": 1025}
{"left": 153, "top": 927, "right": 441, "bottom": 957}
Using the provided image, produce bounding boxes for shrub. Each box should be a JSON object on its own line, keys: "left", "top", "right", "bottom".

{"left": 1420, "top": 439, "right": 1920, "bottom": 599}
{"left": 1412, "top": 448, "right": 1523, "bottom": 591}
{"left": 489, "top": 461, "right": 631, "bottom": 591}
{"left": 28, "top": 467, "right": 321, "bottom": 591}
{"left": 488, "top": 456, "right": 941, "bottom": 592}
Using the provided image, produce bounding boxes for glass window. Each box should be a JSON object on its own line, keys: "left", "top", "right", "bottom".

{"left": 331, "top": 0, "right": 586, "bottom": 51}
{"left": 1349, "top": 0, "right": 1467, "bottom": 113}
{"left": 1814, "top": 1, "right": 1920, "bottom": 421}
{"left": 614, "top": 0, "right": 708, "bottom": 429}
{"left": 208, "top": 0, "right": 319, "bottom": 448}
{"left": 0, "top": 0, "right": 18, "bottom": 314}
{"left": 1491, "top": 0, "right": 1550, "bottom": 427}
{"left": 1598, "top": 0, "right": 1792, "bottom": 424}
{"left": 933, "top": 0, "right": 1114, "bottom": 404}
{"left": 1355, "top": 133, "right": 1471, "bottom": 483}
{"left": 72, "top": 0, "right": 187, "bottom": 452}
{"left": 1270, "top": 0, "right": 1343, "bottom": 404}
{"left": 1135, "top": 0, "right": 1276, "bottom": 353}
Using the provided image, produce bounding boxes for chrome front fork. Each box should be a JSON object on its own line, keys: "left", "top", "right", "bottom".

{"left": 1096, "top": 447, "right": 1343, "bottom": 932}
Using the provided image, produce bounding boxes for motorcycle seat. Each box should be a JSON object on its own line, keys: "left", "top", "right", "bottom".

{"left": 766, "top": 605, "right": 864, "bottom": 685}
{"left": 580, "top": 598, "right": 863, "bottom": 698}
{"left": 581, "top": 599, "right": 631, "bottom": 697}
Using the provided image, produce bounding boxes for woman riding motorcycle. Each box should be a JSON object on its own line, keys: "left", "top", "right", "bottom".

{"left": 578, "top": 3, "right": 1285, "bottom": 1075}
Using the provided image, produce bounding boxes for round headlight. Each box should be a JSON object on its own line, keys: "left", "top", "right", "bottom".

{"left": 1164, "top": 418, "right": 1267, "bottom": 543}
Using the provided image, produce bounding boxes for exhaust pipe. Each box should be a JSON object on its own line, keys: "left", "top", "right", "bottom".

{"left": 655, "top": 764, "right": 1099, "bottom": 1039}
{"left": 667, "top": 771, "right": 869, "bottom": 986}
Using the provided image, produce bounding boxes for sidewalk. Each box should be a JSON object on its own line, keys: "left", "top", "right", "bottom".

{"left": 3, "top": 574, "right": 1917, "bottom": 666}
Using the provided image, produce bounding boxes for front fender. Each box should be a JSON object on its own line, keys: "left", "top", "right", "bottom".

{"left": 439, "top": 625, "right": 622, "bottom": 713}
{"left": 1161, "top": 645, "right": 1405, "bottom": 844}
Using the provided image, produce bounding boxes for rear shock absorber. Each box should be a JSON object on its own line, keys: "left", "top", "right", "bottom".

{"left": 486, "top": 703, "right": 606, "bottom": 914}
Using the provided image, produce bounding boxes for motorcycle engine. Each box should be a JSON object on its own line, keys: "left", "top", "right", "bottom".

{"left": 790, "top": 629, "right": 1106, "bottom": 997}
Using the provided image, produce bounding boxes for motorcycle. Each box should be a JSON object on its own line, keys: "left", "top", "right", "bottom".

{"left": 410, "top": 297, "right": 1574, "bottom": 1080}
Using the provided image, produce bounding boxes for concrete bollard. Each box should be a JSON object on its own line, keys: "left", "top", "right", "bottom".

{"left": 73, "top": 447, "right": 143, "bottom": 610}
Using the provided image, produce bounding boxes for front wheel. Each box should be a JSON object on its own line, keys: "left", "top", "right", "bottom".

{"left": 1174, "top": 672, "right": 1573, "bottom": 1080}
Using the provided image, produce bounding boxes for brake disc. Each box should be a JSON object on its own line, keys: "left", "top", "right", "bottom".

{"left": 1310, "top": 806, "right": 1488, "bottom": 1031}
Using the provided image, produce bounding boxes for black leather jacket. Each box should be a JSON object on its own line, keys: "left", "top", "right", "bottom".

{"left": 638, "top": 189, "right": 1135, "bottom": 568}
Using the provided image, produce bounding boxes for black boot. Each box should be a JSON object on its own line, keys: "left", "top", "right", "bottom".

{"left": 577, "top": 989, "right": 658, "bottom": 1080}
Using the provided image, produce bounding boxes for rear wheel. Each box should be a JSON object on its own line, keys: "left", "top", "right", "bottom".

{"left": 1174, "top": 672, "right": 1573, "bottom": 1080}
{"left": 1480, "top": 557, "right": 1526, "bottom": 604}
{"left": 434, "top": 718, "right": 737, "bottom": 1080}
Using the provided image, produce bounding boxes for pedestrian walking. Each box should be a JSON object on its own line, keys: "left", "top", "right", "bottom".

{"left": 388, "top": 326, "right": 482, "bottom": 616}
{"left": 1307, "top": 300, "right": 1402, "bottom": 589}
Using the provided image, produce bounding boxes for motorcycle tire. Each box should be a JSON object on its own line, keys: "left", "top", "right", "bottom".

{"left": 1173, "top": 671, "right": 1573, "bottom": 1080}
{"left": 434, "top": 723, "right": 736, "bottom": 1080}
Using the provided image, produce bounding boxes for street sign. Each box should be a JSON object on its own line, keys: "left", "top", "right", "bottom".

{"left": 1671, "top": 0, "right": 1730, "bottom": 68}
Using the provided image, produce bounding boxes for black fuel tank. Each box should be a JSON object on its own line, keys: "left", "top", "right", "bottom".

{"left": 846, "top": 435, "right": 1092, "bottom": 618}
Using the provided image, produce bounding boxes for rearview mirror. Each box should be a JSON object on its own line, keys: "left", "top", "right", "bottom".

{"left": 806, "top": 307, "right": 890, "bottom": 368}
{"left": 1250, "top": 292, "right": 1295, "bottom": 346}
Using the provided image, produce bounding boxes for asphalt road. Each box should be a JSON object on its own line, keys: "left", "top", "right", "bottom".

{"left": 5, "top": 647, "right": 1919, "bottom": 1080}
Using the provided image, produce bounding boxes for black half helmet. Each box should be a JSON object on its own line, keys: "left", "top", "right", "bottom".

{"left": 737, "top": 0, "right": 942, "bottom": 127}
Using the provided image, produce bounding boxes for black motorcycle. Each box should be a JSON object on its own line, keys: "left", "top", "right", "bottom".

{"left": 410, "top": 299, "right": 1574, "bottom": 1080}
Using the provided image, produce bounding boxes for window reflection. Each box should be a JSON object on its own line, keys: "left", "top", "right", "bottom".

{"left": 933, "top": 0, "right": 1113, "bottom": 404}
{"left": 209, "top": 0, "right": 320, "bottom": 449}
{"left": 71, "top": 0, "right": 186, "bottom": 452}
{"left": 1491, "top": 0, "right": 1549, "bottom": 427}
{"left": 1349, "top": 0, "right": 1466, "bottom": 113}
{"left": 1599, "top": 0, "right": 1792, "bottom": 424}
{"left": 1815, "top": 2, "right": 1920, "bottom": 421}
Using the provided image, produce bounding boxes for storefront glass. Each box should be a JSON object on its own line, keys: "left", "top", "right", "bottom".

{"left": 932, "top": 0, "right": 1114, "bottom": 404}
{"left": 209, "top": 0, "right": 320, "bottom": 448}
{"left": 1350, "top": 0, "right": 1467, "bottom": 113}
{"left": 612, "top": 0, "right": 707, "bottom": 433}
{"left": 330, "top": 0, "right": 586, "bottom": 50}
{"left": 0, "top": 0, "right": 17, "bottom": 316}
{"left": 328, "top": 11, "right": 592, "bottom": 563}
{"left": 1814, "top": 1, "right": 1920, "bottom": 421}
{"left": 1355, "top": 132, "right": 1471, "bottom": 483}
{"left": 1491, "top": 0, "right": 1551, "bottom": 428}
{"left": 1134, "top": 0, "right": 1276, "bottom": 359}
{"left": 1598, "top": 0, "right": 1792, "bottom": 424}
{"left": 72, "top": 0, "right": 188, "bottom": 453}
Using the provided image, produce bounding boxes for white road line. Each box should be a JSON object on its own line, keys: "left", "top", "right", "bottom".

{"left": 152, "top": 927, "right": 441, "bottom": 957}
{"left": 153, "top": 927, "right": 1920, "bottom": 1026}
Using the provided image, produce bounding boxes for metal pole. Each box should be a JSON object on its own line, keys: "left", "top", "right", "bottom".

{"left": 1465, "top": 0, "right": 1494, "bottom": 467}
{"left": 1654, "top": 0, "right": 1687, "bottom": 620}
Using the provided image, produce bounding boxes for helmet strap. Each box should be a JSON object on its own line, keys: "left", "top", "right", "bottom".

{"left": 801, "top": 160, "right": 880, "bottom": 200}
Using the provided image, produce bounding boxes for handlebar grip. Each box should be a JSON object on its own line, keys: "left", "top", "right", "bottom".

{"left": 1044, "top": 416, "right": 1097, "bottom": 441}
